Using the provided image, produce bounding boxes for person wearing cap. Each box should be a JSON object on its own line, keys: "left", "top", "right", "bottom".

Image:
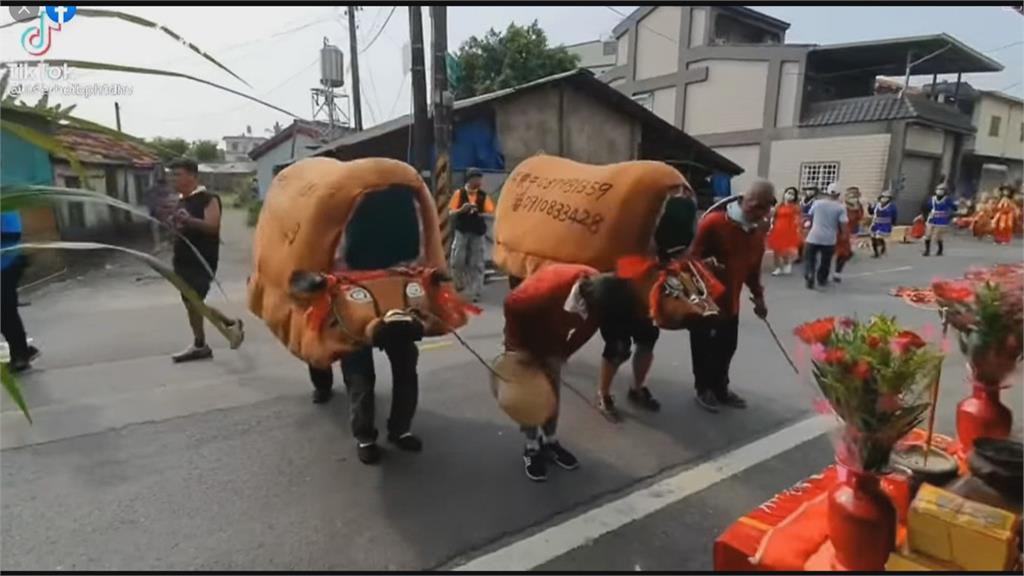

{"left": 923, "top": 183, "right": 956, "bottom": 256}
{"left": 868, "top": 190, "right": 898, "bottom": 257}
{"left": 803, "top": 183, "right": 848, "bottom": 289}
{"left": 449, "top": 168, "right": 495, "bottom": 302}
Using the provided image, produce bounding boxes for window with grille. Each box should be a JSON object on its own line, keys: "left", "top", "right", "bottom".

{"left": 799, "top": 161, "right": 840, "bottom": 192}
{"left": 989, "top": 115, "right": 1002, "bottom": 137}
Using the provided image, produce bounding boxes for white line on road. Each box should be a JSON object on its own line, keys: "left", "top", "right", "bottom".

{"left": 454, "top": 414, "right": 834, "bottom": 571}
{"left": 843, "top": 265, "right": 913, "bottom": 278}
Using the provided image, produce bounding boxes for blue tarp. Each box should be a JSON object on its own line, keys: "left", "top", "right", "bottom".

{"left": 433, "top": 116, "right": 505, "bottom": 172}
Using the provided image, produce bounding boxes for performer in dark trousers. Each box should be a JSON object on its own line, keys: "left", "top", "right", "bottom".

{"left": 1, "top": 210, "right": 39, "bottom": 372}
{"left": 687, "top": 180, "right": 772, "bottom": 413}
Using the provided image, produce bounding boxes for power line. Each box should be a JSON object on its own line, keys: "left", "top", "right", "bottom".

{"left": 360, "top": 6, "right": 397, "bottom": 54}
{"left": 388, "top": 73, "right": 409, "bottom": 119}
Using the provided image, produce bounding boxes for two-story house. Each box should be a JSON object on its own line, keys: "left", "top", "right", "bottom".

{"left": 603, "top": 6, "right": 1004, "bottom": 221}
{"left": 223, "top": 129, "right": 267, "bottom": 163}
{"left": 965, "top": 90, "right": 1023, "bottom": 194}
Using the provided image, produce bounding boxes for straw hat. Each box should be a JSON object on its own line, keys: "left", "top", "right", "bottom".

{"left": 489, "top": 351, "right": 557, "bottom": 427}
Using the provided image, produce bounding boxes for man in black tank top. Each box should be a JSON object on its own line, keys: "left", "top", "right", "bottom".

{"left": 168, "top": 158, "right": 244, "bottom": 363}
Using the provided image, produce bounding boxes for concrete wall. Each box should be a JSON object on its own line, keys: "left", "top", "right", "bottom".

{"left": 971, "top": 94, "right": 1023, "bottom": 161}
{"left": 775, "top": 61, "right": 800, "bottom": 128}
{"left": 255, "top": 132, "right": 320, "bottom": 199}
{"left": 494, "top": 84, "right": 638, "bottom": 167}
{"left": 635, "top": 6, "right": 681, "bottom": 80}
{"left": 562, "top": 85, "right": 638, "bottom": 164}
{"left": 905, "top": 124, "right": 945, "bottom": 156}
{"left": 769, "top": 134, "right": 891, "bottom": 202}
{"left": 651, "top": 86, "right": 677, "bottom": 124}
{"left": 684, "top": 59, "right": 769, "bottom": 135}
{"left": 566, "top": 40, "right": 617, "bottom": 71}
{"left": 52, "top": 164, "right": 154, "bottom": 238}
{"left": 712, "top": 144, "right": 760, "bottom": 192}
{"left": 689, "top": 8, "right": 708, "bottom": 47}
{"left": 616, "top": 31, "right": 629, "bottom": 67}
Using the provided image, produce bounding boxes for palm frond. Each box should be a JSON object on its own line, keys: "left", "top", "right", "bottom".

{"left": 0, "top": 185, "right": 226, "bottom": 301}
{"left": 0, "top": 363, "right": 31, "bottom": 423}
{"left": 72, "top": 8, "right": 251, "bottom": 88}
{"left": 4, "top": 60, "right": 300, "bottom": 119}
{"left": 8, "top": 242, "right": 238, "bottom": 345}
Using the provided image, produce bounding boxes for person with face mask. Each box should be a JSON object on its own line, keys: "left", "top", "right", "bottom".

{"left": 686, "top": 180, "right": 772, "bottom": 413}
{"left": 833, "top": 186, "right": 864, "bottom": 283}
{"left": 868, "top": 190, "right": 897, "bottom": 257}
{"left": 767, "top": 187, "right": 801, "bottom": 276}
{"left": 923, "top": 183, "right": 956, "bottom": 256}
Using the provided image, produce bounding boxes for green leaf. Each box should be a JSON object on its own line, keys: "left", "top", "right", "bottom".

{"left": 0, "top": 185, "right": 227, "bottom": 301}
{"left": 3, "top": 60, "right": 300, "bottom": 119}
{"left": 72, "top": 8, "right": 252, "bottom": 89}
{"left": 9, "top": 241, "right": 239, "bottom": 345}
{"left": 0, "top": 363, "right": 31, "bottom": 424}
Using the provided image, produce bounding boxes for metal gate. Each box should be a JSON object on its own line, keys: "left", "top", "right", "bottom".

{"left": 895, "top": 155, "right": 937, "bottom": 224}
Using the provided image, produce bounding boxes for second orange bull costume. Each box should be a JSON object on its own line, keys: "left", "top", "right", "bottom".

{"left": 248, "top": 157, "right": 476, "bottom": 464}
{"left": 491, "top": 155, "right": 724, "bottom": 479}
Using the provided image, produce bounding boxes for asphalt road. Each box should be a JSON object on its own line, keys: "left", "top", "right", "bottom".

{"left": 2, "top": 210, "right": 1021, "bottom": 570}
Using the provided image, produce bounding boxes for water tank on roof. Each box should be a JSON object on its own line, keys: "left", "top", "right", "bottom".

{"left": 320, "top": 41, "right": 345, "bottom": 88}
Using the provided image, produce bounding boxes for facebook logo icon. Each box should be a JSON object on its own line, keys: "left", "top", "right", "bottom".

{"left": 46, "top": 5, "right": 77, "bottom": 25}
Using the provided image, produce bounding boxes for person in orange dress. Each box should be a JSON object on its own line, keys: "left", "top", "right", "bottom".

{"left": 992, "top": 186, "right": 1020, "bottom": 245}
{"left": 972, "top": 191, "right": 996, "bottom": 239}
{"left": 768, "top": 187, "right": 802, "bottom": 276}
{"left": 833, "top": 187, "right": 864, "bottom": 282}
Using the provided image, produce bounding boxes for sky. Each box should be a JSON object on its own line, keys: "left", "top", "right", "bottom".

{"left": 2, "top": 5, "right": 1021, "bottom": 144}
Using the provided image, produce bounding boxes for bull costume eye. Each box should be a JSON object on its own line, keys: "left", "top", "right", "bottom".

{"left": 346, "top": 287, "right": 372, "bottom": 303}
{"left": 405, "top": 282, "right": 425, "bottom": 299}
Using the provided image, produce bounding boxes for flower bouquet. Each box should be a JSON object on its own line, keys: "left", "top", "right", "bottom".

{"left": 795, "top": 315, "right": 944, "bottom": 473}
{"left": 794, "top": 315, "right": 944, "bottom": 571}
{"left": 932, "top": 276, "right": 1023, "bottom": 450}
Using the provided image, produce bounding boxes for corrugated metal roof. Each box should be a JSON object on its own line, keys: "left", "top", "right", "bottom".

{"left": 311, "top": 69, "right": 744, "bottom": 175}
{"left": 800, "top": 93, "right": 975, "bottom": 132}
{"left": 54, "top": 127, "right": 160, "bottom": 167}
{"left": 248, "top": 119, "right": 353, "bottom": 160}
{"left": 809, "top": 34, "right": 1004, "bottom": 76}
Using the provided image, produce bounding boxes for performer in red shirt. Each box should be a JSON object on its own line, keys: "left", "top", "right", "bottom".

{"left": 502, "top": 263, "right": 611, "bottom": 481}
{"left": 687, "top": 180, "right": 772, "bottom": 412}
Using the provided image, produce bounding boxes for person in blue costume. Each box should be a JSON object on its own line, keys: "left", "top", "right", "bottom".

{"left": 1, "top": 210, "right": 39, "bottom": 372}
{"left": 868, "top": 190, "right": 897, "bottom": 258}
{"left": 923, "top": 183, "right": 956, "bottom": 257}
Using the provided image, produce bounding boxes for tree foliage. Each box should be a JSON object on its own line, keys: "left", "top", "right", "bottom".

{"left": 453, "top": 21, "right": 580, "bottom": 99}
{"left": 190, "top": 139, "right": 223, "bottom": 163}
{"left": 147, "top": 137, "right": 190, "bottom": 162}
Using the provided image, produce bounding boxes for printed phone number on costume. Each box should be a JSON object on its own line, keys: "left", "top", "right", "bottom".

{"left": 512, "top": 173, "right": 614, "bottom": 201}
{"left": 511, "top": 194, "right": 605, "bottom": 234}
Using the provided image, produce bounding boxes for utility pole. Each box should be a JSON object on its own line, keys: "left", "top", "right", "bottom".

{"left": 114, "top": 101, "right": 121, "bottom": 132}
{"left": 430, "top": 6, "right": 453, "bottom": 256}
{"left": 408, "top": 6, "right": 430, "bottom": 175}
{"left": 347, "top": 6, "right": 363, "bottom": 131}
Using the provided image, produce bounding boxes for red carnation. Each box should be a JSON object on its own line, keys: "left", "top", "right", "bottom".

{"left": 852, "top": 360, "right": 872, "bottom": 380}
{"left": 891, "top": 330, "right": 926, "bottom": 355}
{"left": 824, "top": 347, "right": 847, "bottom": 364}
{"left": 795, "top": 317, "right": 837, "bottom": 345}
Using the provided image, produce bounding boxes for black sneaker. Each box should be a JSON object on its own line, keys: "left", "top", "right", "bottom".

{"left": 695, "top": 390, "right": 720, "bottom": 413}
{"left": 543, "top": 441, "right": 579, "bottom": 470}
{"left": 9, "top": 345, "right": 40, "bottom": 373}
{"left": 312, "top": 387, "right": 334, "bottom": 404}
{"left": 627, "top": 387, "right": 661, "bottom": 412}
{"left": 524, "top": 446, "right": 548, "bottom": 481}
{"left": 357, "top": 442, "right": 381, "bottom": 465}
{"left": 719, "top": 390, "right": 748, "bottom": 409}
{"left": 805, "top": 276, "right": 815, "bottom": 290}
{"left": 387, "top": 432, "right": 423, "bottom": 452}
{"left": 598, "top": 394, "right": 622, "bottom": 422}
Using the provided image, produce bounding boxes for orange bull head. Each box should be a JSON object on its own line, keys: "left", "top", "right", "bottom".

{"left": 616, "top": 255, "right": 723, "bottom": 329}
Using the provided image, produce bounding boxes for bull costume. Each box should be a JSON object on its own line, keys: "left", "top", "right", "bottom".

{"left": 923, "top": 184, "right": 956, "bottom": 256}
{"left": 868, "top": 191, "right": 897, "bottom": 258}
{"left": 492, "top": 155, "right": 720, "bottom": 426}
{"left": 248, "top": 158, "right": 474, "bottom": 465}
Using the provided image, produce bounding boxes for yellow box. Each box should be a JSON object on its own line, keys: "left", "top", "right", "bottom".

{"left": 886, "top": 548, "right": 961, "bottom": 571}
{"left": 907, "top": 483, "right": 1018, "bottom": 572}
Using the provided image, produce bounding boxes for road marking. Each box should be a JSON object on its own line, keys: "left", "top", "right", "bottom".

{"left": 419, "top": 341, "right": 453, "bottom": 352}
{"left": 843, "top": 265, "right": 913, "bottom": 278}
{"left": 454, "top": 414, "right": 833, "bottom": 571}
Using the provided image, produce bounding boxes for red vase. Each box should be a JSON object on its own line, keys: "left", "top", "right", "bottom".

{"left": 828, "top": 463, "right": 896, "bottom": 571}
{"left": 956, "top": 382, "right": 1012, "bottom": 455}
